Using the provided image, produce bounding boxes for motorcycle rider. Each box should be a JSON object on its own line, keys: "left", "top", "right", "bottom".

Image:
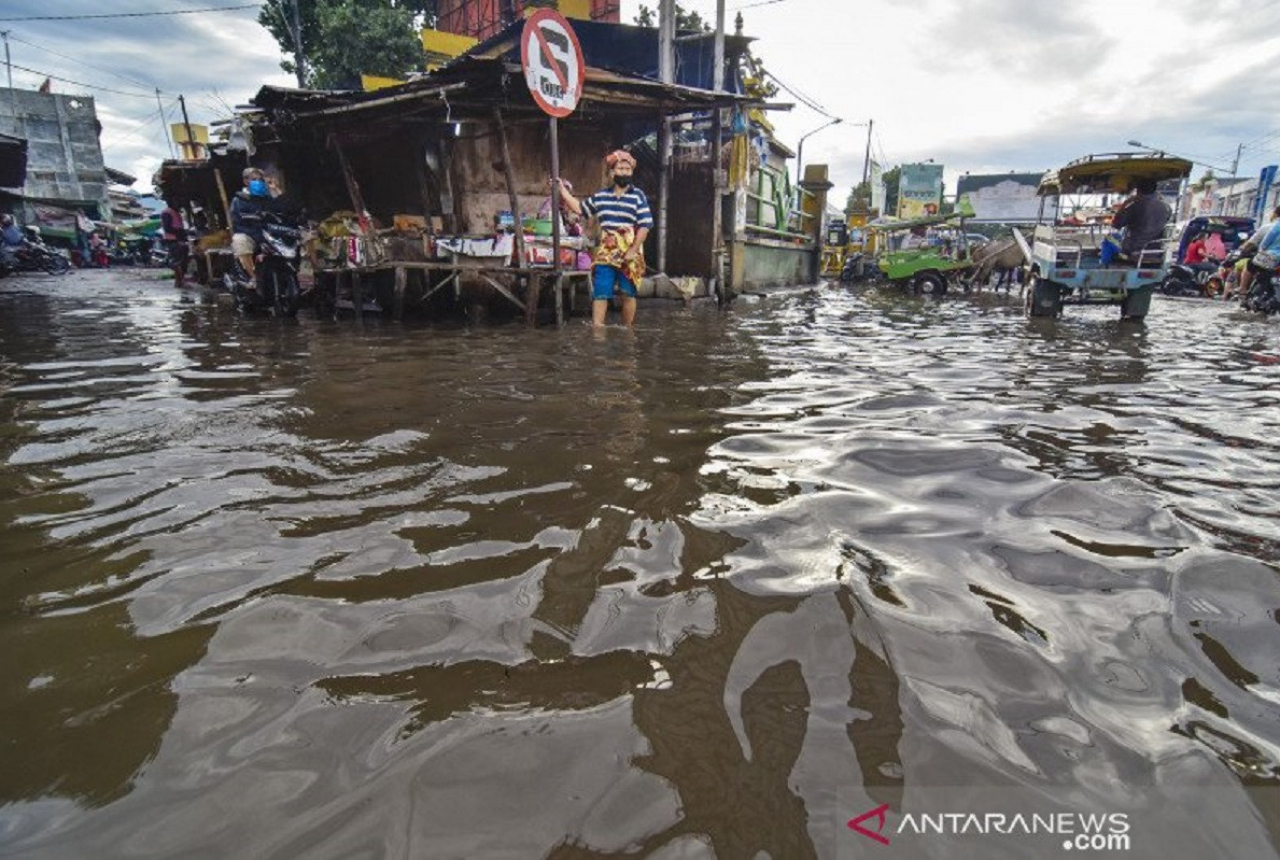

{"left": 1, "top": 214, "right": 25, "bottom": 270}
{"left": 1231, "top": 206, "right": 1280, "bottom": 300}
{"left": 230, "top": 167, "right": 276, "bottom": 286}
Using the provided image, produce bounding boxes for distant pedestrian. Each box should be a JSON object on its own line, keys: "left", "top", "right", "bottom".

{"left": 160, "top": 199, "right": 189, "bottom": 288}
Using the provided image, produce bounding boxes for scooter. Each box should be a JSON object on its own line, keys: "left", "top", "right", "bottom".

{"left": 222, "top": 212, "right": 304, "bottom": 317}
{"left": 0, "top": 235, "right": 70, "bottom": 276}
{"left": 1160, "top": 260, "right": 1220, "bottom": 297}
{"left": 1241, "top": 266, "right": 1280, "bottom": 315}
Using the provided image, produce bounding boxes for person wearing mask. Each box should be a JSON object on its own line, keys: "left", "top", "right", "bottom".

{"left": 555, "top": 150, "right": 652, "bottom": 327}
{"left": 160, "top": 199, "right": 189, "bottom": 287}
{"left": 230, "top": 167, "right": 275, "bottom": 285}
{"left": 1111, "top": 177, "right": 1172, "bottom": 262}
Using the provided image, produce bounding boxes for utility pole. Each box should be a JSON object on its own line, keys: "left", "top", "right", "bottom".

{"left": 178, "top": 94, "right": 197, "bottom": 159}
{"left": 156, "top": 88, "right": 175, "bottom": 159}
{"left": 1231, "top": 142, "right": 1243, "bottom": 178}
{"left": 2, "top": 30, "right": 17, "bottom": 139}
{"left": 710, "top": 0, "right": 726, "bottom": 301}
{"left": 288, "top": 0, "right": 307, "bottom": 88}
{"left": 2, "top": 31, "right": 12, "bottom": 91}
{"left": 656, "top": 0, "right": 675, "bottom": 273}
{"left": 861, "top": 118, "right": 874, "bottom": 187}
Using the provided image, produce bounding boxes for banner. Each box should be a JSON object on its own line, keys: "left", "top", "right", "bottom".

{"left": 869, "top": 160, "right": 885, "bottom": 215}
{"left": 1254, "top": 165, "right": 1277, "bottom": 223}
{"left": 897, "top": 163, "right": 944, "bottom": 219}
{"left": 955, "top": 173, "right": 1047, "bottom": 223}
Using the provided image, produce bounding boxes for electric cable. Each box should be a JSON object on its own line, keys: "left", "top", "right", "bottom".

{"left": 7, "top": 61, "right": 156, "bottom": 98}
{"left": 0, "top": 5, "right": 260, "bottom": 23}
{"left": 6, "top": 32, "right": 158, "bottom": 91}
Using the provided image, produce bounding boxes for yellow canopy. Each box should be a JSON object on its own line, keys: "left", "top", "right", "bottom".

{"left": 1038, "top": 153, "right": 1193, "bottom": 195}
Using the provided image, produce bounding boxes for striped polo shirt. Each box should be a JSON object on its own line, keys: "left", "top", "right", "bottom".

{"left": 581, "top": 186, "right": 654, "bottom": 231}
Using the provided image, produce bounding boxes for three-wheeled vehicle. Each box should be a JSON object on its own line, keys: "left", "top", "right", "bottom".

{"left": 1160, "top": 215, "right": 1255, "bottom": 297}
{"left": 868, "top": 207, "right": 976, "bottom": 294}
{"left": 1023, "top": 152, "right": 1192, "bottom": 320}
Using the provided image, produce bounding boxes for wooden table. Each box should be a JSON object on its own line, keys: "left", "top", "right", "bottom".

{"left": 317, "top": 261, "right": 593, "bottom": 325}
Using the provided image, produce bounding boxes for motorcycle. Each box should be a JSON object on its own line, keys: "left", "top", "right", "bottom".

{"left": 1241, "top": 264, "right": 1280, "bottom": 315}
{"left": 0, "top": 238, "right": 71, "bottom": 276}
{"left": 1160, "top": 260, "right": 1221, "bottom": 297}
{"left": 222, "top": 212, "right": 304, "bottom": 317}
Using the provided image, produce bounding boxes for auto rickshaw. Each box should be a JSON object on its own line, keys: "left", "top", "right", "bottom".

{"left": 866, "top": 204, "right": 977, "bottom": 295}
{"left": 1022, "top": 152, "right": 1193, "bottom": 320}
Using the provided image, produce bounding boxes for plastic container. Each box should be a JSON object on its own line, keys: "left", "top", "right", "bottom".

{"left": 523, "top": 217, "right": 555, "bottom": 236}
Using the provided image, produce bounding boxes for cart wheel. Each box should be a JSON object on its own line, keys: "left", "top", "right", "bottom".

{"left": 913, "top": 273, "right": 947, "bottom": 295}
{"left": 1026, "top": 275, "right": 1062, "bottom": 318}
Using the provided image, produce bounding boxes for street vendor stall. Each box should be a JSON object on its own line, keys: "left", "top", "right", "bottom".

{"left": 236, "top": 20, "right": 761, "bottom": 323}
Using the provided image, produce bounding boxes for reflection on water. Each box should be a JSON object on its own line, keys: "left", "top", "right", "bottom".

{"left": 1, "top": 274, "right": 1279, "bottom": 858}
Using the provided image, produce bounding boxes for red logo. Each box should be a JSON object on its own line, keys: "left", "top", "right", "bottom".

{"left": 848, "top": 803, "right": 891, "bottom": 846}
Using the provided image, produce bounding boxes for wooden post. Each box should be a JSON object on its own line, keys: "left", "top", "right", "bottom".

{"left": 394, "top": 266, "right": 407, "bottom": 320}
{"left": 554, "top": 273, "right": 564, "bottom": 326}
{"left": 330, "top": 134, "right": 367, "bottom": 215}
{"left": 411, "top": 130, "right": 436, "bottom": 241}
{"left": 212, "top": 166, "right": 232, "bottom": 231}
{"left": 527, "top": 116, "right": 560, "bottom": 325}
{"left": 352, "top": 270, "right": 364, "bottom": 321}
{"left": 493, "top": 109, "right": 528, "bottom": 275}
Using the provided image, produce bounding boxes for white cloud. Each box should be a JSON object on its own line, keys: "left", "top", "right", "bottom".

{"left": 4, "top": 0, "right": 1278, "bottom": 204}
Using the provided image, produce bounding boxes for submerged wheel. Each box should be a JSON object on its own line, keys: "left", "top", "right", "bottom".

{"left": 1026, "top": 275, "right": 1062, "bottom": 318}
{"left": 912, "top": 273, "right": 947, "bottom": 296}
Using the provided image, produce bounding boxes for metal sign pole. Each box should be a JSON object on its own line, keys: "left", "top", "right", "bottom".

{"left": 550, "top": 115, "right": 560, "bottom": 274}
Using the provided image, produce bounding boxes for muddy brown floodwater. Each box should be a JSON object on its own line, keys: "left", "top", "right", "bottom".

{"left": 1, "top": 269, "right": 1279, "bottom": 860}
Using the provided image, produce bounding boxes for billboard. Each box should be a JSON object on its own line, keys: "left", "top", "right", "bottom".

{"left": 897, "top": 163, "right": 944, "bottom": 219}
{"left": 955, "top": 172, "right": 1048, "bottom": 223}
{"left": 869, "top": 160, "right": 885, "bottom": 215}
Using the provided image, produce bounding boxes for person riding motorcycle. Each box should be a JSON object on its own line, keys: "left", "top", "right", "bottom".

{"left": 1234, "top": 206, "right": 1280, "bottom": 300}
{"left": 230, "top": 168, "right": 278, "bottom": 286}
{"left": 0, "top": 215, "right": 24, "bottom": 273}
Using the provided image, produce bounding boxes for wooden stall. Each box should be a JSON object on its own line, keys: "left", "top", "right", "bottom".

{"left": 240, "top": 49, "right": 754, "bottom": 323}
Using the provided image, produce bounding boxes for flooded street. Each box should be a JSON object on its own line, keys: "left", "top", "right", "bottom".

{"left": 2, "top": 269, "right": 1279, "bottom": 859}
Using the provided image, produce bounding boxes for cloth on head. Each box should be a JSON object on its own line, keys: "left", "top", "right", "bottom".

{"left": 606, "top": 149, "right": 636, "bottom": 170}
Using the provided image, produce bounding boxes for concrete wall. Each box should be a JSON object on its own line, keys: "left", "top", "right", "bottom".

{"left": 732, "top": 236, "right": 816, "bottom": 291}
{"left": 0, "top": 88, "right": 110, "bottom": 215}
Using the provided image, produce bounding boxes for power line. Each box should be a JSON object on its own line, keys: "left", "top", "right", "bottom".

{"left": 0, "top": 4, "right": 260, "bottom": 23}
{"left": 765, "top": 70, "right": 836, "bottom": 119}
{"left": 7, "top": 61, "right": 154, "bottom": 98}
{"left": 730, "top": 0, "right": 787, "bottom": 9}
{"left": 7, "top": 32, "right": 158, "bottom": 92}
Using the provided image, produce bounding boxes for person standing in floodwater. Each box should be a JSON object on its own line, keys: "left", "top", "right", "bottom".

{"left": 555, "top": 150, "right": 652, "bottom": 327}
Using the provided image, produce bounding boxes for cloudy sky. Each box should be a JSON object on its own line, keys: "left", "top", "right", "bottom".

{"left": 3, "top": 0, "right": 1279, "bottom": 202}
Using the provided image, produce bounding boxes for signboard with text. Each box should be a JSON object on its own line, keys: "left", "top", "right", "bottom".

{"left": 897, "top": 163, "right": 944, "bottom": 219}
{"left": 521, "top": 9, "right": 585, "bottom": 118}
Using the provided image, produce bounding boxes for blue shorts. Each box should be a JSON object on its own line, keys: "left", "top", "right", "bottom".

{"left": 592, "top": 264, "right": 637, "bottom": 300}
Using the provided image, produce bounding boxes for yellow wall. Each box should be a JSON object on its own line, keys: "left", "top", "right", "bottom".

{"left": 558, "top": 0, "right": 592, "bottom": 19}
{"left": 420, "top": 28, "right": 479, "bottom": 58}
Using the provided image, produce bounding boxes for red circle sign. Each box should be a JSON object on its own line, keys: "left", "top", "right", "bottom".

{"left": 520, "top": 9, "right": 585, "bottom": 118}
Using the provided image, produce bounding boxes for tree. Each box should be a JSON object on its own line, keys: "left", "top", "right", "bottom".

{"left": 881, "top": 166, "right": 901, "bottom": 215}
{"left": 259, "top": 0, "right": 423, "bottom": 89}
{"left": 634, "top": 3, "right": 711, "bottom": 31}
{"left": 845, "top": 180, "right": 869, "bottom": 214}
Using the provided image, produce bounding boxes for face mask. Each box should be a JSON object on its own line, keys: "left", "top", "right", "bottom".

{"left": 613, "top": 174, "right": 632, "bottom": 188}
{"left": 248, "top": 179, "right": 269, "bottom": 197}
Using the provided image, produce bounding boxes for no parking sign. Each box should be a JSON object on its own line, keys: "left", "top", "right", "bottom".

{"left": 521, "top": 9, "right": 585, "bottom": 118}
